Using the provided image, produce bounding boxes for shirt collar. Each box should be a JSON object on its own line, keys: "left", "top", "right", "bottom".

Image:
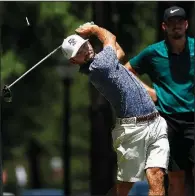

{"left": 165, "top": 36, "right": 189, "bottom": 54}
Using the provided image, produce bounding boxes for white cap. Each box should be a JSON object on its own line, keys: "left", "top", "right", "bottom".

{"left": 62, "top": 34, "right": 88, "bottom": 59}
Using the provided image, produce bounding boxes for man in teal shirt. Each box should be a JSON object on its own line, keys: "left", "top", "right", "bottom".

{"left": 126, "top": 6, "right": 194, "bottom": 196}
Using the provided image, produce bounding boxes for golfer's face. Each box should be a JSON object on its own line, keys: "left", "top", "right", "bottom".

{"left": 70, "top": 41, "right": 94, "bottom": 65}
{"left": 164, "top": 17, "right": 187, "bottom": 39}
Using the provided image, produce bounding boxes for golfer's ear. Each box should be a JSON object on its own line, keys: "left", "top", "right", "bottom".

{"left": 185, "top": 20, "right": 188, "bottom": 30}
{"left": 69, "top": 58, "right": 76, "bottom": 64}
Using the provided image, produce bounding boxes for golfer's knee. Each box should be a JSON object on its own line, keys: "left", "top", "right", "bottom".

{"left": 146, "top": 168, "right": 165, "bottom": 193}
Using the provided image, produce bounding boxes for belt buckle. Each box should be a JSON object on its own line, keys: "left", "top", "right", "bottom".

{"left": 118, "top": 118, "right": 136, "bottom": 124}
{"left": 126, "top": 117, "right": 136, "bottom": 124}
{"left": 123, "top": 118, "right": 130, "bottom": 124}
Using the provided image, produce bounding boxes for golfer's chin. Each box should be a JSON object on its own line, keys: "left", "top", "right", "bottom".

{"left": 85, "top": 52, "right": 95, "bottom": 62}
{"left": 171, "top": 33, "right": 185, "bottom": 40}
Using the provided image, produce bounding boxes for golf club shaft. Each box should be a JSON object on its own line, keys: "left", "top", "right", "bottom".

{"left": 9, "top": 45, "right": 62, "bottom": 88}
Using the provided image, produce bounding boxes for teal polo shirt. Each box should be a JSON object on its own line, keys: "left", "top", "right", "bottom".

{"left": 129, "top": 36, "right": 194, "bottom": 114}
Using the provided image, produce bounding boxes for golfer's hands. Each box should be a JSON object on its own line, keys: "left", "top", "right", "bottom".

{"left": 75, "top": 22, "right": 98, "bottom": 38}
{"left": 76, "top": 22, "right": 117, "bottom": 52}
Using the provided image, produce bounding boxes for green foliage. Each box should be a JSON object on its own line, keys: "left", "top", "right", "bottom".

{"left": 1, "top": 1, "right": 91, "bottom": 193}
{"left": 123, "top": 2, "right": 157, "bottom": 85}
{"left": 132, "top": 2, "right": 157, "bottom": 52}
{"left": 1, "top": 51, "right": 25, "bottom": 81}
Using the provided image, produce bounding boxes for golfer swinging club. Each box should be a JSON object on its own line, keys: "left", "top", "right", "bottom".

{"left": 62, "top": 22, "right": 170, "bottom": 196}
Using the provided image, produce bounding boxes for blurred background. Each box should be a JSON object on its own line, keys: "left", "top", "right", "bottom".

{"left": 0, "top": 1, "right": 194, "bottom": 196}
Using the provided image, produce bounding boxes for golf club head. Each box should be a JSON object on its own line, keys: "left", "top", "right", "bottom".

{"left": 2, "top": 85, "right": 12, "bottom": 103}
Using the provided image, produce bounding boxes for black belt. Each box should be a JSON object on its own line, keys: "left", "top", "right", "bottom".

{"left": 116, "top": 112, "right": 159, "bottom": 124}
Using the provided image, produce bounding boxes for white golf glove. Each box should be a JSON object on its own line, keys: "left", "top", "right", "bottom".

{"left": 78, "top": 21, "right": 95, "bottom": 28}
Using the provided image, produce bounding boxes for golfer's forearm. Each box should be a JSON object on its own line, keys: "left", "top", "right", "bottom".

{"left": 92, "top": 25, "right": 117, "bottom": 50}
{"left": 91, "top": 26, "right": 127, "bottom": 63}
{"left": 116, "top": 42, "right": 127, "bottom": 65}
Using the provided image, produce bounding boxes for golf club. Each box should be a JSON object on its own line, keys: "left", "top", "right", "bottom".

{"left": 1, "top": 45, "right": 62, "bottom": 103}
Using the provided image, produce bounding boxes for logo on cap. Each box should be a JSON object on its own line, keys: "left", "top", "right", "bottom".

{"left": 170, "top": 9, "right": 180, "bottom": 14}
{"left": 68, "top": 38, "right": 77, "bottom": 46}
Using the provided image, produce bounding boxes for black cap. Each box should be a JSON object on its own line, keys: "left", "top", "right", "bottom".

{"left": 164, "top": 6, "right": 186, "bottom": 22}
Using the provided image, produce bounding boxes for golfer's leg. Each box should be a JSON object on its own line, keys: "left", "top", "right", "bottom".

{"left": 145, "top": 136, "right": 169, "bottom": 195}
{"left": 146, "top": 140, "right": 169, "bottom": 196}
{"left": 145, "top": 116, "right": 170, "bottom": 195}
{"left": 146, "top": 167, "right": 165, "bottom": 195}
{"left": 111, "top": 123, "right": 147, "bottom": 196}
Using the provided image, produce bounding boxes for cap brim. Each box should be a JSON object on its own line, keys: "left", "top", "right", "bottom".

{"left": 164, "top": 14, "right": 186, "bottom": 21}
{"left": 71, "top": 39, "right": 89, "bottom": 58}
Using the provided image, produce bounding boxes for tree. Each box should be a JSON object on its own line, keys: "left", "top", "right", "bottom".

{"left": 1, "top": 2, "right": 92, "bottom": 192}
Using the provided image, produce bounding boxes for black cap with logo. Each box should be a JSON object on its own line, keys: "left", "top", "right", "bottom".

{"left": 164, "top": 6, "right": 186, "bottom": 22}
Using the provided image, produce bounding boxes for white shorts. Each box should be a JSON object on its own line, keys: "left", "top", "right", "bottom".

{"left": 112, "top": 115, "right": 170, "bottom": 182}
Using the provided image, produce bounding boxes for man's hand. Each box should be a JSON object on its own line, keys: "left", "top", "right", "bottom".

{"left": 148, "top": 88, "right": 157, "bottom": 102}
{"left": 78, "top": 21, "right": 95, "bottom": 29}
{"left": 76, "top": 23, "right": 117, "bottom": 53}
{"left": 75, "top": 22, "right": 98, "bottom": 38}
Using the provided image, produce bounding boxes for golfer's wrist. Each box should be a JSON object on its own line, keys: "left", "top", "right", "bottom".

{"left": 91, "top": 25, "right": 99, "bottom": 35}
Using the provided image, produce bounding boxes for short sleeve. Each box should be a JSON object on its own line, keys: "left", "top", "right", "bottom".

{"left": 89, "top": 46, "right": 119, "bottom": 72}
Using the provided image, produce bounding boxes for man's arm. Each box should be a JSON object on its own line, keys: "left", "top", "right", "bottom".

{"left": 76, "top": 24, "right": 116, "bottom": 49}
{"left": 116, "top": 42, "right": 128, "bottom": 65}
{"left": 124, "top": 61, "right": 157, "bottom": 102}
{"left": 75, "top": 24, "right": 126, "bottom": 63}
